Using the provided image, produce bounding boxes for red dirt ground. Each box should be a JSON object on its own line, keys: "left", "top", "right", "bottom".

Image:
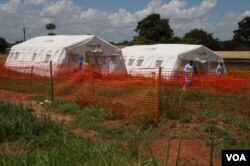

{"left": 151, "top": 139, "right": 221, "bottom": 166}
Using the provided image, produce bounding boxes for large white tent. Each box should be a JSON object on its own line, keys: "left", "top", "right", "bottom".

{"left": 5, "top": 35, "right": 126, "bottom": 76}
{"left": 122, "top": 44, "right": 225, "bottom": 74}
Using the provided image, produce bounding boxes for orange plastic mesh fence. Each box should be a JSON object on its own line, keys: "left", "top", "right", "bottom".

{"left": 157, "top": 68, "right": 249, "bottom": 116}
{"left": 0, "top": 61, "right": 51, "bottom": 101}
{"left": 0, "top": 61, "right": 249, "bottom": 120}
{"left": 53, "top": 65, "right": 159, "bottom": 120}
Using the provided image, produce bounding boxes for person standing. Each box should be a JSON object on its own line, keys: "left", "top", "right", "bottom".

{"left": 183, "top": 60, "right": 194, "bottom": 90}
{"left": 216, "top": 62, "right": 225, "bottom": 75}
{"left": 78, "top": 54, "right": 84, "bottom": 69}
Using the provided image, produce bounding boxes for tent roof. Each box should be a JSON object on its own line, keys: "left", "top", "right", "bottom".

{"left": 122, "top": 44, "right": 203, "bottom": 56}
{"left": 12, "top": 35, "right": 95, "bottom": 49}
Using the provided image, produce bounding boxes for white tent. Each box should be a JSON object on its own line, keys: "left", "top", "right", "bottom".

{"left": 122, "top": 44, "right": 225, "bottom": 74}
{"left": 5, "top": 35, "right": 126, "bottom": 76}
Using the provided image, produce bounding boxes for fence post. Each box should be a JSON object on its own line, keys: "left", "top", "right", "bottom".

{"left": 248, "top": 73, "right": 250, "bottom": 117}
{"left": 49, "top": 61, "right": 54, "bottom": 101}
{"left": 31, "top": 66, "right": 34, "bottom": 76}
{"left": 90, "top": 64, "right": 95, "bottom": 107}
{"left": 154, "top": 67, "right": 162, "bottom": 123}
{"left": 210, "top": 138, "right": 214, "bottom": 166}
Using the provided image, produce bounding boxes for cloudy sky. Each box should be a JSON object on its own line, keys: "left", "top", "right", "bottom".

{"left": 0, "top": 0, "right": 250, "bottom": 43}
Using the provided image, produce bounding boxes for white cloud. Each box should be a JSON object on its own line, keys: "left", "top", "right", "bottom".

{"left": 108, "top": 9, "right": 137, "bottom": 27}
{"left": 241, "top": 10, "right": 250, "bottom": 17}
{"left": 135, "top": 0, "right": 162, "bottom": 19}
{"left": 41, "top": 0, "right": 80, "bottom": 17}
{"left": 0, "top": 0, "right": 21, "bottom": 14}
{"left": 0, "top": 0, "right": 248, "bottom": 43}
{"left": 24, "top": 0, "right": 48, "bottom": 5}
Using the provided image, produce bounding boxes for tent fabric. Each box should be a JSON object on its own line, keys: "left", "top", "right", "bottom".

{"left": 5, "top": 35, "right": 126, "bottom": 75}
{"left": 122, "top": 44, "right": 225, "bottom": 74}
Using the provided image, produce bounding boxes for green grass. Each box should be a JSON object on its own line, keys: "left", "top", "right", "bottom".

{"left": 0, "top": 101, "right": 148, "bottom": 166}
{"left": 165, "top": 109, "right": 250, "bottom": 152}
{"left": 160, "top": 88, "right": 249, "bottom": 119}
{"left": 1, "top": 100, "right": 248, "bottom": 165}
{"left": 0, "top": 101, "right": 70, "bottom": 154}
{"left": 49, "top": 100, "right": 82, "bottom": 114}
{"left": 0, "top": 77, "right": 50, "bottom": 94}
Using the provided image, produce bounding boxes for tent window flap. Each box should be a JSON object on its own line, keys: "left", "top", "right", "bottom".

{"left": 128, "top": 58, "right": 135, "bottom": 66}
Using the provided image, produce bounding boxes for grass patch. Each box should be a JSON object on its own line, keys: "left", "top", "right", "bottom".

{"left": 49, "top": 100, "right": 81, "bottom": 114}
{"left": 0, "top": 101, "right": 69, "bottom": 149}
{"left": 161, "top": 88, "right": 248, "bottom": 119}
{"left": 0, "top": 78, "right": 49, "bottom": 94}
{"left": 0, "top": 101, "right": 148, "bottom": 165}
{"left": 85, "top": 106, "right": 114, "bottom": 120}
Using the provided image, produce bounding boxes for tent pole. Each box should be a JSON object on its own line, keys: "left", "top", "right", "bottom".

{"left": 49, "top": 61, "right": 54, "bottom": 101}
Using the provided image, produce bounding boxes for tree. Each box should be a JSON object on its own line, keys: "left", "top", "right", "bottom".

{"left": 0, "top": 37, "right": 8, "bottom": 53}
{"left": 182, "top": 29, "right": 221, "bottom": 50}
{"left": 233, "top": 16, "right": 250, "bottom": 50}
{"left": 46, "top": 23, "right": 56, "bottom": 35}
{"left": 134, "top": 13, "right": 173, "bottom": 44}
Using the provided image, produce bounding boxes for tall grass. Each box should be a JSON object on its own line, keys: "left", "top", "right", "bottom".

{"left": 0, "top": 101, "right": 146, "bottom": 165}
{"left": 0, "top": 101, "right": 69, "bottom": 148}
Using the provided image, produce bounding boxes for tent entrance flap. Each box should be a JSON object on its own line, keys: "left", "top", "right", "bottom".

{"left": 68, "top": 53, "right": 79, "bottom": 64}
{"left": 85, "top": 51, "right": 103, "bottom": 65}
{"left": 195, "top": 61, "right": 208, "bottom": 73}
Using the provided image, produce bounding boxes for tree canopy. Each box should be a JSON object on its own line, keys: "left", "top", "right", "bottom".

{"left": 133, "top": 13, "right": 173, "bottom": 44}
{"left": 0, "top": 37, "right": 8, "bottom": 53}
{"left": 182, "top": 29, "right": 221, "bottom": 50}
{"left": 233, "top": 16, "right": 250, "bottom": 50}
{"left": 46, "top": 23, "right": 56, "bottom": 35}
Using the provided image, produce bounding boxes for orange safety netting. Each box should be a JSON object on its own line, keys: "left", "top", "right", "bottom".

{"left": 0, "top": 61, "right": 249, "bottom": 120}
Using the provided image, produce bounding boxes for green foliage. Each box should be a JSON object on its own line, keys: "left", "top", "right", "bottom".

{"left": 182, "top": 29, "right": 221, "bottom": 50}
{"left": 161, "top": 36, "right": 182, "bottom": 43}
{"left": 45, "top": 23, "right": 56, "bottom": 35}
{"left": 233, "top": 16, "right": 250, "bottom": 43}
{"left": 50, "top": 100, "right": 81, "bottom": 114}
{"left": 134, "top": 13, "right": 173, "bottom": 44}
{"left": 233, "top": 16, "right": 250, "bottom": 50}
{"left": 128, "top": 133, "right": 140, "bottom": 160}
{"left": 0, "top": 101, "right": 146, "bottom": 165}
{"left": 0, "top": 101, "right": 69, "bottom": 147}
{"left": 139, "top": 117, "right": 156, "bottom": 130}
{"left": 85, "top": 106, "right": 114, "bottom": 120}
{"left": 194, "top": 110, "right": 250, "bottom": 133}
{"left": 219, "top": 40, "right": 235, "bottom": 50}
{"left": 0, "top": 36, "right": 8, "bottom": 53}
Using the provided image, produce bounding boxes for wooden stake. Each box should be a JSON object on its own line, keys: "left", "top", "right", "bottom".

{"left": 49, "top": 61, "right": 54, "bottom": 101}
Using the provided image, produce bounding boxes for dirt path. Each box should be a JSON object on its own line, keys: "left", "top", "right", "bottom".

{"left": 25, "top": 101, "right": 99, "bottom": 139}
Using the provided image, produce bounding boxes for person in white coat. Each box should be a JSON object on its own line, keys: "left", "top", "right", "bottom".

{"left": 216, "top": 62, "right": 225, "bottom": 75}
{"left": 183, "top": 60, "right": 194, "bottom": 90}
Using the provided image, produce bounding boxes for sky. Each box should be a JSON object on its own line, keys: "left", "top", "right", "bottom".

{"left": 0, "top": 0, "right": 250, "bottom": 43}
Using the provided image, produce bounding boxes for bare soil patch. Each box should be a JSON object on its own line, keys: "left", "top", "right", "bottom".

{"left": 102, "top": 119, "right": 124, "bottom": 126}
{"left": 0, "top": 141, "right": 26, "bottom": 154}
{"left": 71, "top": 127, "right": 98, "bottom": 139}
{"left": 151, "top": 139, "right": 221, "bottom": 166}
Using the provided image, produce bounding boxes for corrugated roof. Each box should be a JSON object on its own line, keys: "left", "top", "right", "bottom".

{"left": 215, "top": 51, "right": 250, "bottom": 59}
